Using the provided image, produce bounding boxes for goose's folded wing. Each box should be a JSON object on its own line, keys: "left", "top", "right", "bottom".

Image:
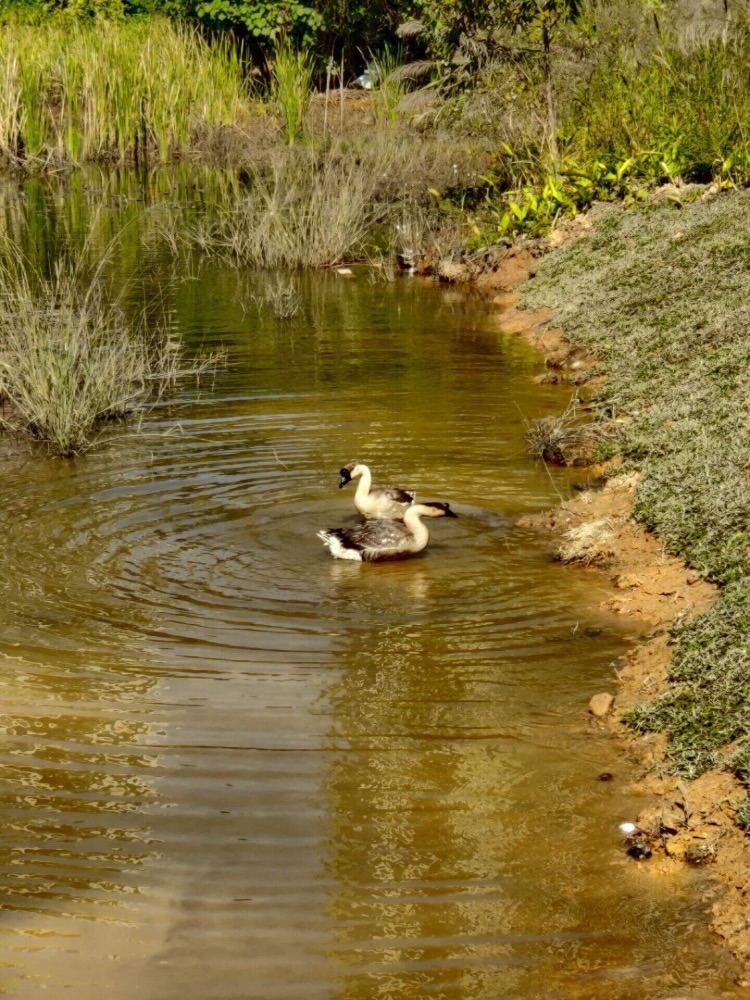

{"left": 351, "top": 520, "right": 409, "bottom": 547}
{"left": 378, "top": 486, "right": 416, "bottom": 504}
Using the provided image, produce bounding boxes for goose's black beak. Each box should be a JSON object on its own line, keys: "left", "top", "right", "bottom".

{"left": 444, "top": 508, "right": 458, "bottom": 518}
{"left": 339, "top": 468, "right": 352, "bottom": 489}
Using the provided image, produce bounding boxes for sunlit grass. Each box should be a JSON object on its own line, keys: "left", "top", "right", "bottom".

{"left": 0, "top": 18, "right": 246, "bottom": 166}
{"left": 158, "top": 150, "right": 396, "bottom": 269}
{"left": 271, "top": 40, "right": 315, "bottom": 145}
{"left": 0, "top": 235, "right": 216, "bottom": 455}
{"left": 522, "top": 191, "right": 750, "bottom": 781}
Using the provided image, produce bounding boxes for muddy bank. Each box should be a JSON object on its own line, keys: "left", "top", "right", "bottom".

{"left": 479, "top": 232, "right": 750, "bottom": 974}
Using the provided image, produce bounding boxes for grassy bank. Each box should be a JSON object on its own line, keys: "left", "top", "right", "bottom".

{"left": 521, "top": 191, "right": 750, "bottom": 805}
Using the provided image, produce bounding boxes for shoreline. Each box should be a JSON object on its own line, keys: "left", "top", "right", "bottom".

{"left": 478, "top": 239, "right": 750, "bottom": 974}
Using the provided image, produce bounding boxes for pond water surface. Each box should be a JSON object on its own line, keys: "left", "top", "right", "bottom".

{"left": 0, "top": 176, "right": 744, "bottom": 998}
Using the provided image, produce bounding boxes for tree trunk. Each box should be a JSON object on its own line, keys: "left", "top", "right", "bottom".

{"left": 542, "top": 23, "right": 559, "bottom": 165}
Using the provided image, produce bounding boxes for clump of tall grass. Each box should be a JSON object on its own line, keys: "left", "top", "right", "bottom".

{"left": 525, "top": 397, "right": 615, "bottom": 466}
{"left": 0, "top": 238, "right": 213, "bottom": 455}
{"left": 569, "top": 35, "right": 750, "bottom": 185}
{"left": 369, "top": 46, "right": 409, "bottom": 125}
{"left": 0, "top": 18, "right": 245, "bottom": 166}
{"left": 167, "top": 152, "right": 393, "bottom": 269}
{"left": 271, "top": 40, "right": 315, "bottom": 145}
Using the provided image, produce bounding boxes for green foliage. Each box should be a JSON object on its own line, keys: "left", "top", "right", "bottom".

{"left": 271, "top": 39, "right": 315, "bottom": 144}
{"left": 194, "top": 0, "right": 322, "bottom": 44}
{"left": 571, "top": 38, "right": 750, "bottom": 184}
{"left": 47, "top": 0, "right": 126, "bottom": 19}
{"left": 370, "top": 45, "right": 408, "bottom": 125}
{"left": 0, "top": 18, "right": 245, "bottom": 165}
{"left": 408, "top": 0, "right": 507, "bottom": 60}
{"left": 0, "top": 0, "right": 47, "bottom": 22}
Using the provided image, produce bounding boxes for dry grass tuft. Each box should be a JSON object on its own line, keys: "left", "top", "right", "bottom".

{"left": 0, "top": 237, "right": 217, "bottom": 455}
{"left": 160, "top": 151, "right": 396, "bottom": 269}
{"left": 525, "top": 397, "right": 612, "bottom": 465}
{"left": 558, "top": 518, "right": 616, "bottom": 565}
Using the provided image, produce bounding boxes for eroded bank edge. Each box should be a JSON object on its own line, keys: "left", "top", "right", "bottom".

{"left": 473, "top": 240, "right": 750, "bottom": 976}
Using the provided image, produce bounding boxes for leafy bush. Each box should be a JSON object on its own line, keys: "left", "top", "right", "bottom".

{"left": 193, "top": 0, "right": 322, "bottom": 45}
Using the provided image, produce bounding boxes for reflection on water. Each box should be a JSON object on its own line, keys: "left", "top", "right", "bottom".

{"left": 0, "top": 183, "right": 744, "bottom": 997}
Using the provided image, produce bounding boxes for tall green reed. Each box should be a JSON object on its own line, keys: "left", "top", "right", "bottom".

{"left": 0, "top": 18, "right": 246, "bottom": 166}
{"left": 370, "top": 46, "right": 408, "bottom": 125}
{"left": 271, "top": 40, "right": 315, "bottom": 145}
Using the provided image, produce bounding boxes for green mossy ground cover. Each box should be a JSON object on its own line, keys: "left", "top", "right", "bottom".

{"left": 521, "top": 192, "right": 750, "bottom": 789}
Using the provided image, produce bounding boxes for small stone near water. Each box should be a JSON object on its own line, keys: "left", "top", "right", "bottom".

{"left": 436, "top": 259, "right": 470, "bottom": 283}
{"left": 627, "top": 841, "right": 652, "bottom": 860}
{"left": 619, "top": 822, "right": 637, "bottom": 835}
{"left": 657, "top": 809, "right": 684, "bottom": 835}
{"left": 684, "top": 842, "right": 715, "bottom": 865}
{"left": 597, "top": 772, "right": 614, "bottom": 782}
{"left": 589, "top": 692, "right": 614, "bottom": 717}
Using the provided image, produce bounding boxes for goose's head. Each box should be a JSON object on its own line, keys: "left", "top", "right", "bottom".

{"left": 339, "top": 461, "right": 363, "bottom": 488}
{"left": 416, "top": 501, "right": 458, "bottom": 518}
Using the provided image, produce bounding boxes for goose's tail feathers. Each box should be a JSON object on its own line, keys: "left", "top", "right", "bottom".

{"left": 318, "top": 529, "right": 363, "bottom": 561}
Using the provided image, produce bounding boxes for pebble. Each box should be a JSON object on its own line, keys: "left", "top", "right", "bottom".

{"left": 589, "top": 692, "right": 614, "bottom": 717}
{"left": 597, "top": 772, "right": 614, "bottom": 782}
{"left": 684, "top": 842, "right": 715, "bottom": 865}
{"left": 627, "top": 841, "right": 652, "bottom": 860}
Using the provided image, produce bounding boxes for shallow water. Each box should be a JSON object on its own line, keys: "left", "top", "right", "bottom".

{"left": 0, "top": 181, "right": 744, "bottom": 997}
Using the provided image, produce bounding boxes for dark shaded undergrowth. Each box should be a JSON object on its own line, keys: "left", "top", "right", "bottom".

{"left": 521, "top": 192, "right": 750, "bottom": 794}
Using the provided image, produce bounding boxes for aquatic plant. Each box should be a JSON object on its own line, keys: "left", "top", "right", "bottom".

{"left": 0, "top": 236, "right": 215, "bottom": 455}
{"left": 162, "top": 151, "right": 394, "bottom": 269}
{"left": 524, "top": 396, "right": 613, "bottom": 466}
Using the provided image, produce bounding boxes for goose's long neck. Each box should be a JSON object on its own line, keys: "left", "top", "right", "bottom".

{"left": 403, "top": 506, "right": 429, "bottom": 547}
{"left": 354, "top": 464, "right": 372, "bottom": 502}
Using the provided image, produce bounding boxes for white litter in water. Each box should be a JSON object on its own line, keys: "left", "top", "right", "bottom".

{"left": 619, "top": 822, "right": 637, "bottom": 834}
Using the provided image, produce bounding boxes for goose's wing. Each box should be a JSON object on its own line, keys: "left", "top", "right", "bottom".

{"left": 374, "top": 486, "right": 416, "bottom": 505}
{"left": 345, "top": 519, "right": 410, "bottom": 549}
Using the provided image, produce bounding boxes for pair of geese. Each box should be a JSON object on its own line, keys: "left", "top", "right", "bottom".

{"left": 318, "top": 461, "right": 457, "bottom": 562}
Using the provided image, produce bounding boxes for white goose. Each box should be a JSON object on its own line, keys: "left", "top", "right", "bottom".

{"left": 338, "top": 461, "right": 415, "bottom": 520}
{"left": 318, "top": 502, "right": 457, "bottom": 562}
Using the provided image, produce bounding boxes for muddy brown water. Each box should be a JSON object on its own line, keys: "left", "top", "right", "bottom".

{"left": 0, "top": 191, "right": 745, "bottom": 997}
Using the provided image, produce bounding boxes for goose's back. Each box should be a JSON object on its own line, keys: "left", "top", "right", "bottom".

{"left": 356, "top": 485, "right": 415, "bottom": 520}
